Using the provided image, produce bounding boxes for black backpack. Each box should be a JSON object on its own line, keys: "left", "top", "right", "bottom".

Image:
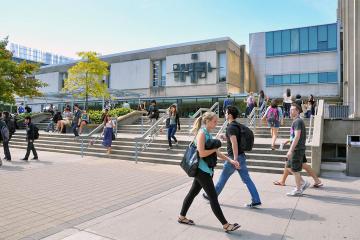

{"left": 230, "top": 122, "right": 254, "bottom": 152}
{"left": 6, "top": 118, "right": 16, "bottom": 135}
{"left": 34, "top": 125, "right": 40, "bottom": 140}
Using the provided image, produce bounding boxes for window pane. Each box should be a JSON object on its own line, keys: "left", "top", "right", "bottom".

{"left": 281, "top": 30, "right": 290, "bottom": 54}
{"left": 318, "top": 25, "right": 328, "bottom": 42}
{"left": 291, "top": 29, "right": 299, "bottom": 53}
{"left": 291, "top": 74, "right": 300, "bottom": 84}
{"left": 328, "top": 24, "right": 337, "bottom": 50}
{"left": 274, "top": 31, "right": 282, "bottom": 55}
{"left": 300, "top": 73, "right": 309, "bottom": 83}
{"left": 327, "top": 72, "right": 337, "bottom": 83}
{"left": 282, "top": 74, "right": 291, "bottom": 84}
{"left": 218, "top": 52, "right": 226, "bottom": 82}
{"left": 266, "top": 75, "right": 274, "bottom": 86}
{"left": 309, "top": 73, "right": 318, "bottom": 84}
{"left": 161, "top": 60, "right": 166, "bottom": 86}
{"left": 266, "top": 32, "right": 274, "bottom": 56}
{"left": 274, "top": 75, "right": 282, "bottom": 85}
{"left": 319, "top": 72, "right": 327, "bottom": 83}
{"left": 309, "top": 26, "right": 318, "bottom": 51}
{"left": 299, "top": 28, "right": 309, "bottom": 52}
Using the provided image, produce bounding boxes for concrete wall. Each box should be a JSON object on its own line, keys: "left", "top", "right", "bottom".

{"left": 166, "top": 51, "right": 217, "bottom": 86}
{"left": 110, "top": 59, "right": 151, "bottom": 90}
{"left": 249, "top": 32, "right": 339, "bottom": 98}
{"left": 36, "top": 72, "right": 60, "bottom": 93}
{"left": 227, "top": 50, "right": 240, "bottom": 90}
{"left": 323, "top": 119, "right": 360, "bottom": 144}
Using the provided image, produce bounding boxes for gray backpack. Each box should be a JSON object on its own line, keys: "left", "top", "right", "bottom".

{"left": 1, "top": 125, "right": 9, "bottom": 143}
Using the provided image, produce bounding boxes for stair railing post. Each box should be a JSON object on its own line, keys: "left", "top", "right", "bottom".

{"left": 141, "top": 116, "right": 144, "bottom": 134}
{"left": 135, "top": 140, "right": 139, "bottom": 164}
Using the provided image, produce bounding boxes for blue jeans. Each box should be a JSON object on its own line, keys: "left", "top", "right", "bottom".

{"left": 167, "top": 124, "right": 177, "bottom": 147}
{"left": 215, "top": 153, "right": 261, "bottom": 204}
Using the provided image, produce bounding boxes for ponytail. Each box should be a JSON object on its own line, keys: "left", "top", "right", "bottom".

{"left": 191, "top": 116, "right": 202, "bottom": 134}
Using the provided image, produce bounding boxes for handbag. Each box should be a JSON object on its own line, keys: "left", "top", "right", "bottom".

{"left": 112, "top": 132, "right": 116, "bottom": 140}
{"left": 165, "top": 118, "right": 170, "bottom": 128}
{"left": 180, "top": 141, "right": 199, "bottom": 177}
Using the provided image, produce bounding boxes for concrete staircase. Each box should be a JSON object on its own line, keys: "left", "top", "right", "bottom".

{"left": 9, "top": 117, "right": 312, "bottom": 174}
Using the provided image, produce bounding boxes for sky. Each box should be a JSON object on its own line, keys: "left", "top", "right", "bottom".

{"left": 0, "top": 0, "right": 338, "bottom": 59}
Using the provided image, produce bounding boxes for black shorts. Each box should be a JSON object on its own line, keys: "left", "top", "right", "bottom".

{"left": 286, "top": 149, "right": 306, "bottom": 172}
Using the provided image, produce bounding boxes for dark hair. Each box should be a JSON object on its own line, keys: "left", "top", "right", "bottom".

{"left": 270, "top": 99, "right": 278, "bottom": 108}
{"left": 170, "top": 104, "right": 177, "bottom": 116}
{"left": 226, "top": 105, "right": 239, "bottom": 119}
{"left": 227, "top": 94, "right": 231, "bottom": 98}
{"left": 291, "top": 103, "right": 302, "bottom": 113}
{"left": 259, "top": 90, "right": 265, "bottom": 98}
{"left": 150, "top": 100, "right": 156, "bottom": 104}
{"left": 3, "top": 111, "right": 9, "bottom": 118}
{"left": 296, "top": 94, "right": 301, "bottom": 99}
{"left": 74, "top": 104, "right": 79, "bottom": 108}
{"left": 286, "top": 88, "right": 291, "bottom": 97}
{"left": 25, "top": 116, "right": 32, "bottom": 121}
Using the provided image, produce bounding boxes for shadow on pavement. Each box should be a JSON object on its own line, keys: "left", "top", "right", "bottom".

{"left": 304, "top": 194, "right": 360, "bottom": 206}
{"left": 319, "top": 186, "right": 360, "bottom": 195}
{"left": 0, "top": 165, "right": 24, "bottom": 171}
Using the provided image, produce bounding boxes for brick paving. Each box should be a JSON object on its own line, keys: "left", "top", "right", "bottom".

{"left": 0, "top": 150, "right": 190, "bottom": 240}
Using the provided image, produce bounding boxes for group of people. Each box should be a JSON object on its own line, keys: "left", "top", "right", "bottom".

{"left": 177, "top": 94, "right": 322, "bottom": 232}
{"left": 0, "top": 113, "right": 38, "bottom": 165}
{"left": 45, "top": 104, "right": 90, "bottom": 136}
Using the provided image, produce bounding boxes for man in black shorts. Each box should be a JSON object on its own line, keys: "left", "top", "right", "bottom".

{"left": 286, "top": 103, "right": 310, "bottom": 196}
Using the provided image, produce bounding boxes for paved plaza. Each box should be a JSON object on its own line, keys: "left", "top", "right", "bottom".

{"left": 0, "top": 150, "right": 359, "bottom": 240}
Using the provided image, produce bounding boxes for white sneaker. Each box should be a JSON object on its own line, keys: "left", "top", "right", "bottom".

{"left": 279, "top": 143, "right": 284, "bottom": 150}
{"left": 301, "top": 180, "right": 310, "bottom": 192}
{"left": 286, "top": 188, "right": 302, "bottom": 196}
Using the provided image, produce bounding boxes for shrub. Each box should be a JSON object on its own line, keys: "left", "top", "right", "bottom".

{"left": 88, "top": 107, "right": 132, "bottom": 124}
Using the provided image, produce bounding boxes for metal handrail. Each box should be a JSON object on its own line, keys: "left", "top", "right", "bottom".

{"left": 134, "top": 105, "right": 172, "bottom": 163}
{"left": 307, "top": 114, "right": 314, "bottom": 143}
{"left": 187, "top": 102, "right": 219, "bottom": 130}
{"left": 215, "top": 119, "right": 228, "bottom": 139}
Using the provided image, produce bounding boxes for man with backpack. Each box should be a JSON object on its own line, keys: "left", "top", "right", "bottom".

{"left": 0, "top": 118, "right": 10, "bottom": 167}
{"left": 1, "top": 112, "right": 14, "bottom": 161}
{"left": 262, "top": 99, "right": 283, "bottom": 150}
{"left": 21, "top": 116, "right": 38, "bottom": 161}
{"left": 203, "top": 106, "right": 261, "bottom": 208}
{"left": 72, "top": 104, "right": 82, "bottom": 137}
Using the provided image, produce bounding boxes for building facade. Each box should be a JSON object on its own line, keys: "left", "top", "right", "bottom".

{"left": 7, "top": 42, "right": 72, "bottom": 66}
{"left": 36, "top": 37, "right": 256, "bottom": 99}
{"left": 338, "top": 0, "right": 360, "bottom": 118}
{"left": 249, "top": 23, "right": 340, "bottom": 99}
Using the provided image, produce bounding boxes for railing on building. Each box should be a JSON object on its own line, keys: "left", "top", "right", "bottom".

{"left": 324, "top": 102, "right": 352, "bottom": 119}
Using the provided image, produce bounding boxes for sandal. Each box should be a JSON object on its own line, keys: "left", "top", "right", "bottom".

{"left": 313, "top": 182, "right": 323, "bottom": 188}
{"left": 223, "top": 223, "right": 241, "bottom": 232}
{"left": 178, "top": 217, "right": 195, "bottom": 225}
{"left": 273, "top": 180, "right": 285, "bottom": 186}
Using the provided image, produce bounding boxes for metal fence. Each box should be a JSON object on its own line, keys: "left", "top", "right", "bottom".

{"left": 324, "top": 102, "right": 352, "bottom": 119}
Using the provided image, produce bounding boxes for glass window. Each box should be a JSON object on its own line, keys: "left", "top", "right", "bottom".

{"left": 328, "top": 24, "right": 337, "bottom": 50}
{"left": 266, "top": 32, "right": 274, "bottom": 56}
{"left": 291, "top": 74, "right": 300, "bottom": 84}
{"left": 152, "top": 60, "right": 160, "bottom": 86}
{"left": 299, "top": 28, "right": 309, "bottom": 52}
{"left": 318, "top": 25, "right": 328, "bottom": 42}
{"left": 161, "top": 60, "right": 166, "bottom": 86}
{"left": 309, "top": 26, "right": 318, "bottom": 51}
{"left": 281, "top": 30, "right": 290, "bottom": 54}
{"left": 327, "top": 72, "right": 337, "bottom": 83}
{"left": 218, "top": 52, "right": 226, "bottom": 82}
{"left": 282, "top": 74, "right": 291, "bottom": 84}
{"left": 291, "top": 29, "right": 300, "bottom": 53}
{"left": 273, "top": 31, "right": 282, "bottom": 55}
{"left": 319, "top": 72, "right": 328, "bottom": 83}
{"left": 266, "top": 75, "right": 274, "bottom": 86}
{"left": 300, "top": 73, "right": 309, "bottom": 83}
{"left": 309, "top": 73, "right": 318, "bottom": 84}
{"left": 274, "top": 75, "right": 282, "bottom": 85}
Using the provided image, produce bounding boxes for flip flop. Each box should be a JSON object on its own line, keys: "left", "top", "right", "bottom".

{"left": 273, "top": 181, "right": 285, "bottom": 186}
{"left": 178, "top": 217, "right": 195, "bottom": 225}
{"left": 313, "top": 182, "right": 323, "bottom": 188}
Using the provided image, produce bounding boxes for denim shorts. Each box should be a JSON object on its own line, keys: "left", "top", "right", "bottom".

{"left": 267, "top": 120, "right": 280, "bottom": 128}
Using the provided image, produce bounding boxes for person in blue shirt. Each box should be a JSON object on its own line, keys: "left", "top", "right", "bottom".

{"left": 223, "top": 94, "right": 233, "bottom": 117}
{"left": 18, "top": 103, "right": 25, "bottom": 114}
{"left": 178, "top": 111, "right": 240, "bottom": 233}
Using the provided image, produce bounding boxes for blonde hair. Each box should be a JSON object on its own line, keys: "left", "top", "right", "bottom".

{"left": 190, "top": 111, "right": 217, "bottom": 134}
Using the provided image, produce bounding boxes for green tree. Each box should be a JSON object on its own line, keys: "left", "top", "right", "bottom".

{"left": 63, "top": 52, "right": 110, "bottom": 109}
{"left": 0, "top": 37, "right": 47, "bottom": 104}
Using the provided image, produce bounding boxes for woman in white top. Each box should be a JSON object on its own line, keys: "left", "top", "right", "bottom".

{"left": 283, "top": 88, "right": 292, "bottom": 118}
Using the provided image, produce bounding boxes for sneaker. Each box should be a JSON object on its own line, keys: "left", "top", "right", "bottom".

{"left": 202, "top": 193, "right": 209, "bottom": 201}
{"left": 301, "top": 180, "right": 310, "bottom": 192}
{"left": 245, "top": 202, "right": 262, "bottom": 208}
{"left": 286, "top": 188, "right": 302, "bottom": 196}
{"left": 279, "top": 143, "right": 284, "bottom": 151}
{"left": 20, "top": 158, "right": 28, "bottom": 161}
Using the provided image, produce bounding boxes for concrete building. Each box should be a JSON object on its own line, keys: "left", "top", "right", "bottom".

{"left": 249, "top": 23, "right": 340, "bottom": 99}
{"left": 338, "top": 0, "right": 360, "bottom": 118}
{"left": 36, "top": 37, "right": 256, "bottom": 100}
